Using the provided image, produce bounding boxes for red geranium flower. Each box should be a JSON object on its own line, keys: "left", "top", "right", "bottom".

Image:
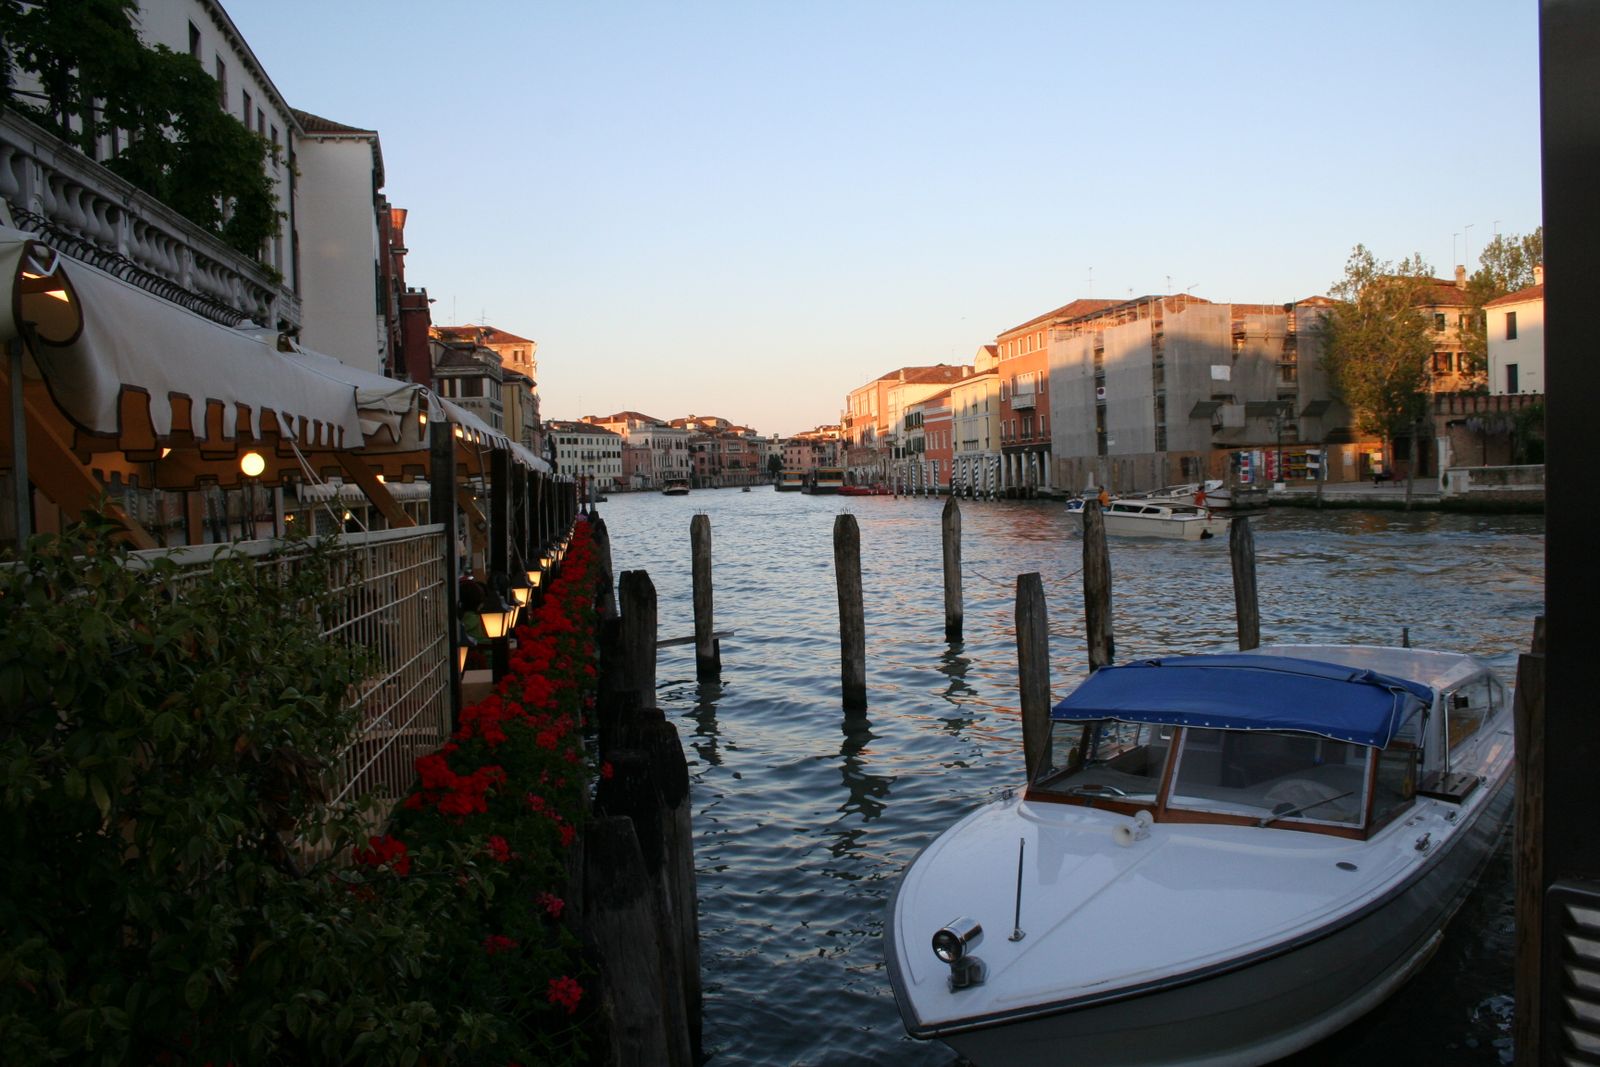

{"left": 547, "top": 975, "right": 583, "bottom": 1014}
{"left": 482, "top": 934, "right": 519, "bottom": 956}
{"left": 354, "top": 834, "right": 411, "bottom": 876}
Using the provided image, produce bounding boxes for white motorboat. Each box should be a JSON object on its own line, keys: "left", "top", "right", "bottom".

{"left": 1093, "top": 498, "right": 1229, "bottom": 540}
{"left": 887, "top": 645, "right": 1514, "bottom": 1067}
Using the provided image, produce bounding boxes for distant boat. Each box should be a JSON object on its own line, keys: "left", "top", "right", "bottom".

{"left": 662, "top": 479, "right": 690, "bottom": 496}
{"left": 803, "top": 467, "right": 846, "bottom": 495}
{"left": 742, "top": 486, "right": 751, "bottom": 492}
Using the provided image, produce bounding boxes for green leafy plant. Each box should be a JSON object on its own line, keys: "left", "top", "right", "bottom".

{"left": 1315, "top": 245, "right": 1435, "bottom": 473}
{"left": 0, "top": 515, "right": 605, "bottom": 1065}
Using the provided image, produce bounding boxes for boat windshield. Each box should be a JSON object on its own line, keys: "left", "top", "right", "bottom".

{"left": 1166, "top": 728, "right": 1369, "bottom": 827}
{"left": 1032, "top": 719, "right": 1171, "bottom": 805}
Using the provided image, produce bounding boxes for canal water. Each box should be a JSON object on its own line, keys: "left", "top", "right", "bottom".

{"left": 594, "top": 489, "right": 1544, "bottom": 1066}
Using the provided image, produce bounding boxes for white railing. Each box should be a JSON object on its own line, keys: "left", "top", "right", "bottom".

{"left": 131, "top": 525, "right": 452, "bottom": 810}
{"left": 1441, "top": 465, "right": 1546, "bottom": 498}
{"left": 0, "top": 110, "right": 300, "bottom": 330}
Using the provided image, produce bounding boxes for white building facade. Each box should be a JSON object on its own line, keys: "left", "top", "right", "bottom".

{"left": 1485, "top": 276, "right": 1545, "bottom": 396}
{"left": 547, "top": 421, "right": 624, "bottom": 490}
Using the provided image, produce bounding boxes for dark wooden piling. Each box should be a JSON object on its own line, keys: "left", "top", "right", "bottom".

{"left": 1514, "top": 615, "right": 1547, "bottom": 1062}
{"left": 833, "top": 513, "right": 867, "bottom": 709}
{"left": 618, "top": 714, "right": 702, "bottom": 1060}
{"left": 1229, "top": 516, "right": 1260, "bottom": 651}
{"left": 583, "top": 814, "right": 682, "bottom": 1067}
{"left": 590, "top": 514, "right": 618, "bottom": 621}
{"left": 1082, "top": 498, "right": 1114, "bottom": 669}
{"left": 942, "top": 496, "right": 963, "bottom": 641}
{"left": 619, "top": 570, "right": 657, "bottom": 712}
{"left": 1015, "top": 573, "right": 1051, "bottom": 782}
{"left": 690, "top": 514, "right": 720, "bottom": 678}
{"left": 595, "top": 742, "right": 695, "bottom": 1067}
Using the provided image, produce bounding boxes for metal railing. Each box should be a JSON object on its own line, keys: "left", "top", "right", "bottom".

{"left": 131, "top": 525, "right": 453, "bottom": 811}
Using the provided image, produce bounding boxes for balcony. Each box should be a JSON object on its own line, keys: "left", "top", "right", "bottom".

{"left": 0, "top": 110, "right": 299, "bottom": 329}
{"left": 1010, "top": 389, "right": 1036, "bottom": 410}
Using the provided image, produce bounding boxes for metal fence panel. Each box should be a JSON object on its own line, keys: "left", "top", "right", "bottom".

{"left": 129, "top": 525, "right": 453, "bottom": 810}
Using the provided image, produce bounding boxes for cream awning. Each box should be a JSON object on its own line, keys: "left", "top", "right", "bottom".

{"left": 439, "top": 397, "right": 553, "bottom": 474}
{"left": 4, "top": 225, "right": 375, "bottom": 451}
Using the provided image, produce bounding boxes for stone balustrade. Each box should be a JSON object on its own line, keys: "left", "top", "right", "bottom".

{"left": 0, "top": 110, "right": 299, "bottom": 330}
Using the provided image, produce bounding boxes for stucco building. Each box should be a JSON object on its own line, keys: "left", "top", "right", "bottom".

{"left": 995, "top": 300, "right": 1115, "bottom": 494}
{"left": 1485, "top": 270, "right": 1545, "bottom": 396}
{"left": 545, "top": 420, "right": 623, "bottom": 491}
{"left": 582, "top": 412, "right": 691, "bottom": 490}
{"left": 1047, "top": 294, "right": 1348, "bottom": 493}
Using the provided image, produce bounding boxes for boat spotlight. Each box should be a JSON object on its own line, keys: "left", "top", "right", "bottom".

{"left": 933, "top": 917, "right": 986, "bottom": 990}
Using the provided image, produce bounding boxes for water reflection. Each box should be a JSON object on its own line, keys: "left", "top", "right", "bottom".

{"left": 937, "top": 645, "right": 974, "bottom": 701}
{"left": 838, "top": 709, "right": 891, "bottom": 825}
{"left": 689, "top": 678, "right": 724, "bottom": 767}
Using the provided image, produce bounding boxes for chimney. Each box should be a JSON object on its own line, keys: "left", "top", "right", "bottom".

{"left": 1534, "top": 264, "right": 1545, "bottom": 286}
{"left": 1454, "top": 265, "right": 1467, "bottom": 288}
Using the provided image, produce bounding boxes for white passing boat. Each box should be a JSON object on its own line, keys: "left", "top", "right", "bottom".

{"left": 1064, "top": 497, "right": 1229, "bottom": 540}
{"left": 886, "top": 645, "right": 1514, "bottom": 1067}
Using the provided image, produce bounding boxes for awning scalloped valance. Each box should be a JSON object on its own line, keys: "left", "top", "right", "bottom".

{"left": 5, "top": 224, "right": 366, "bottom": 451}
{"left": 3, "top": 225, "right": 553, "bottom": 490}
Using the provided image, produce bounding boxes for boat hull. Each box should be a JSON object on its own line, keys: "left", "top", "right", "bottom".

{"left": 916, "top": 775, "right": 1511, "bottom": 1067}
{"left": 1098, "top": 512, "right": 1229, "bottom": 540}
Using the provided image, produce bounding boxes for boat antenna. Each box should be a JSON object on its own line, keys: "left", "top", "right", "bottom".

{"left": 1009, "top": 837, "right": 1026, "bottom": 942}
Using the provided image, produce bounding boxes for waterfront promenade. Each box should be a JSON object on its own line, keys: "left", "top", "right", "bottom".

{"left": 1271, "top": 475, "right": 1542, "bottom": 511}
{"left": 1274, "top": 477, "right": 1443, "bottom": 507}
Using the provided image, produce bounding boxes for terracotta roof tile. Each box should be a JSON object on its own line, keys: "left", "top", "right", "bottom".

{"left": 1416, "top": 279, "right": 1472, "bottom": 307}
{"left": 1000, "top": 298, "right": 1120, "bottom": 336}
{"left": 292, "top": 109, "right": 377, "bottom": 136}
{"left": 1484, "top": 283, "right": 1544, "bottom": 308}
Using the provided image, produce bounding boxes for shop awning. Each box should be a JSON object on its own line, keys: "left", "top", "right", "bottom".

{"left": 4, "top": 225, "right": 370, "bottom": 451}
{"left": 439, "top": 397, "right": 552, "bottom": 474}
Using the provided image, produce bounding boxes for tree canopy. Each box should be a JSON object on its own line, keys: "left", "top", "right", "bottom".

{"left": 1, "top": 0, "right": 281, "bottom": 259}
{"left": 1459, "top": 227, "right": 1544, "bottom": 385}
{"left": 1315, "top": 245, "right": 1436, "bottom": 451}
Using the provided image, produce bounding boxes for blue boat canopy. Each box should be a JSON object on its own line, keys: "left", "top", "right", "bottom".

{"left": 1050, "top": 654, "right": 1436, "bottom": 747}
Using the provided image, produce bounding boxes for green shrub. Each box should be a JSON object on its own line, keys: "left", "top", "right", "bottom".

{"left": 0, "top": 516, "right": 603, "bottom": 1065}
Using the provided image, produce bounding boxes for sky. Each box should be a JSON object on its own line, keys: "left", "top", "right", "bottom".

{"left": 222, "top": 0, "right": 1542, "bottom": 438}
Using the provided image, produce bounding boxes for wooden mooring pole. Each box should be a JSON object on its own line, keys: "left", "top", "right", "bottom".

{"left": 589, "top": 514, "right": 618, "bottom": 621}
{"left": 942, "top": 496, "right": 963, "bottom": 641}
{"left": 1082, "top": 498, "right": 1114, "bottom": 669}
{"left": 619, "top": 570, "right": 658, "bottom": 712}
{"left": 833, "top": 513, "right": 867, "bottom": 709}
{"left": 1229, "top": 516, "right": 1260, "bottom": 651}
{"left": 1016, "top": 573, "right": 1050, "bottom": 782}
{"left": 583, "top": 813, "right": 685, "bottom": 1067}
{"left": 1513, "top": 615, "right": 1547, "bottom": 1063}
{"left": 690, "top": 514, "right": 721, "bottom": 679}
{"left": 595, "top": 716, "right": 701, "bottom": 1066}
